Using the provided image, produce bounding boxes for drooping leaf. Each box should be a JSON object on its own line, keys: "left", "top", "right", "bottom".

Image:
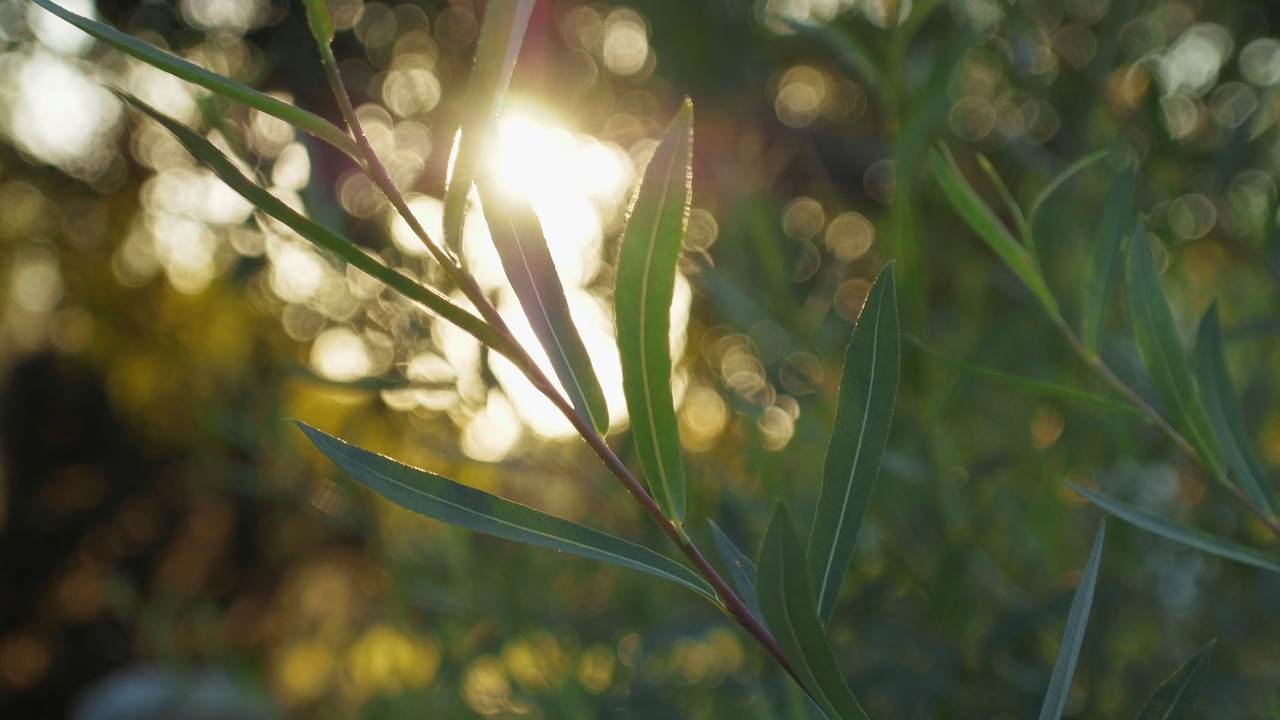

{"left": 116, "top": 91, "right": 515, "bottom": 360}
{"left": 1028, "top": 149, "right": 1111, "bottom": 227}
{"left": 1193, "top": 304, "right": 1277, "bottom": 515}
{"left": 1125, "top": 221, "right": 1225, "bottom": 480}
{"left": 615, "top": 100, "right": 694, "bottom": 522}
{"left": 758, "top": 504, "right": 871, "bottom": 720}
{"left": 443, "top": 0, "right": 537, "bottom": 254}
{"left": 1038, "top": 522, "right": 1106, "bottom": 720}
{"left": 1081, "top": 169, "right": 1134, "bottom": 355}
{"left": 301, "top": 0, "right": 335, "bottom": 44}
{"left": 476, "top": 176, "right": 610, "bottom": 435}
{"left": 931, "top": 146, "right": 1061, "bottom": 318}
{"left": 30, "top": 0, "right": 359, "bottom": 161}
{"left": 975, "top": 153, "right": 1030, "bottom": 243}
{"left": 907, "top": 334, "right": 1141, "bottom": 416}
{"left": 808, "top": 263, "right": 899, "bottom": 624}
{"left": 296, "top": 422, "right": 716, "bottom": 600}
{"left": 709, "top": 520, "right": 763, "bottom": 624}
{"left": 1069, "top": 484, "right": 1280, "bottom": 574}
{"left": 1134, "top": 641, "right": 1215, "bottom": 720}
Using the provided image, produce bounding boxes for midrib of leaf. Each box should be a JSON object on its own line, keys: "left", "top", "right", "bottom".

{"left": 635, "top": 132, "right": 682, "bottom": 518}
{"left": 488, "top": 197, "right": 605, "bottom": 432}
{"left": 815, "top": 293, "right": 884, "bottom": 612}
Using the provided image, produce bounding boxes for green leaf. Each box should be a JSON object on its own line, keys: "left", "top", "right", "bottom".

{"left": 1125, "top": 221, "right": 1225, "bottom": 480}
{"left": 115, "top": 91, "right": 515, "bottom": 361}
{"left": 808, "top": 263, "right": 899, "bottom": 625}
{"left": 975, "top": 153, "right": 1029, "bottom": 243}
{"left": 615, "top": 100, "right": 694, "bottom": 522}
{"left": 1028, "top": 149, "right": 1111, "bottom": 226}
{"left": 1038, "top": 522, "right": 1106, "bottom": 720}
{"left": 931, "top": 146, "right": 1061, "bottom": 319}
{"left": 709, "top": 520, "right": 763, "bottom": 624}
{"left": 1069, "top": 484, "right": 1280, "bottom": 574}
{"left": 476, "top": 177, "right": 610, "bottom": 435}
{"left": 758, "top": 504, "right": 871, "bottom": 720}
{"left": 302, "top": 0, "right": 335, "bottom": 44}
{"left": 443, "top": 0, "right": 537, "bottom": 254}
{"left": 1193, "top": 304, "right": 1277, "bottom": 515}
{"left": 1135, "top": 641, "right": 1215, "bottom": 720}
{"left": 1081, "top": 169, "right": 1134, "bottom": 355}
{"left": 30, "top": 0, "right": 359, "bottom": 161}
{"left": 907, "top": 334, "right": 1142, "bottom": 416}
{"left": 296, "top": 422, "right": 716, "bottom": 600}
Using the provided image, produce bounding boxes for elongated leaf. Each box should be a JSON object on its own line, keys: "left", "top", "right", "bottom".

{"left": 808, "top": 263, "right": 899, "bottom": 624}
{"left": 1038, "top": 522, "right": 1106, "bottom": 720}
{"left": 615, "top": 100, "right": 694, "bottom": 522}
{"left": 1081, "top": 169, "right": 1134, "bottom": 354}
{"left": 932, "top": 146, "right": 1061, "bottom": 318}
{"left": 1028, "top": 149, "right": 1111, "bottom": 226}
{"left": 758, "top": 505, "right": 871, "bottom": 720}
{"left": 296, "top": 422, "right": 715, "bottom": 599}
{"left": 709, "top": 520, "right": 763, "bottom": 623}
{"left": 1069, "top": 484, "right": 1280, "bottom": 573}
{"left": 907, "top": 334, "right": 1142, "bottom": 416}
{"left": 476, "top": 177, "right": 609, "bottom": 434}
{"left": 301, "top": 0, "right": 335, "bottom": 44}
{"left": 976, "top": 153, "right": 1029, "bottom": 242}
{"left": 117, "top": 91, "right": 514, "bottom": 360}
{"left": 443, "top": 0, "right": 537, "bottom": 254}
{"left": 1135, "top": 641, "right": 1215, "bottom": 720}
{"left": 1126, "top": 222, "right": 1225, "bottom": 480}
{"left": 31, "top": 0, "right": 359, "bottom": 161}
{"left": 1193, "top": 304, "right": 1277, "bottom": 515}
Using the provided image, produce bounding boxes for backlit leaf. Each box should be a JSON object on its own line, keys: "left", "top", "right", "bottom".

{"left": 808, "top": 263, "right": 899, "bottom": 624}
{"left": 615, "top": 100, "right": 694, "bottom": 522}
{"left": 709, "top": 520, "right": 763, "bottom": 624}
{"left": 1135, "top": 641, "right": 1215, "bottom": 720}
{"left": 296, "top": 422, "right": 715, "bottom": 600}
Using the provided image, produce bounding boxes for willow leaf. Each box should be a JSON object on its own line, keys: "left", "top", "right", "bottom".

{"left": 1081, "top": 169, "right": 1133, "bottom": 354}
{"left": 1193, "top": 304, "right": 1277, "bottom": 515}
{"left": 117, "top": 91, "right": 512, "bottom": 358}
{"left": 31, "top": 0, "right": 359, "bottom": 161}
{"left": 759, "top": 505, "right": 871, "bottom": 720}
{"left": 932, "top": 146, "right": 1060, "bottom": 318}
{"left": 1069, "top": 484, "right": 1280, "bottom": 574}
{"left": 443, "top": 0, "right": 537, "bottom": 254}
{"left": 301, "top": 0, "right": 334, "bottom": 44}
{"left": 1028, "top": 149, "right": 1111, "bottom": 226}
{"left": 1038, "top": 522, "right": 1106, "bottom": 720}
{"left": 709, "top": 520, "right": 763, "bottom": 624}
{"left": 808, "top": 263, "right": 899, "bottom": 625}
{"left": 615, "top": 100, "right": 694, "bottom": 522}
{"left": 1126, "top": 221, "right": 1225, "bottom": 480}
{"left": 296, "top": 422, "right": 715, "bottom": 600}
{"left": 477, "top": 177, "right": 609, "bottom": 434}
{"left": 1135, "top": 641, "right": 1215, "bottom": 720}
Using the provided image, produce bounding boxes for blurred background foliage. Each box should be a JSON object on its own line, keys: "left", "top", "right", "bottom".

{"left": 0, "top": 0, "right": 1277, "bottom": 717}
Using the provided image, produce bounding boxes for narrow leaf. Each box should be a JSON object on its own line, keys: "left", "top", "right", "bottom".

{"left": 976, "top": 153, "right": 1029, "bottom": 243}
{"left": 116, "top": 91, "right": 514, "bottom": 360}
{"left": 1135, "top": 641, "right": 1215, "bottom": 720}
{"left": 1069, "top": 484, "right": 1280, "bottom": 574}
{"left": 758, "top": 504, "right": 871, "bottom": 720}
{"left": 1126, "top": 221, "right": 1225, "bottom": 480}
{"left": 1081, "top": 169, "right": 1134, "bottom": 354}
{"left": 443, "top": 0, "right": 537, "bottom": 253}
{"left": 808, "top": 263, "right": 900, "bottom": 624}
{"left": 476, "top": 176, "right": 609, "bottom": 434}
{"left": 30, "top": 0, "right": 359, "bottom": 161}
{"left": 1193, "top": 304, "right": 1277, "bottom": 515}
{"left": 1028, "top": 149, "right": 1111, "bottom": 226}
{"left": 615, "top": 100, "right": 694, "bottom": 522}
{"left": 296, "top": 422, "right": 715, "bottom": 600}
{"left": 709, "top": 520, "right": 763, "bottom": 623}
{"left": 301, "top": 0, "right": 335, "bottom": 44}
{"left": 907, "top": 334, "right": 1142, "bottom": 416}
{"left": 932, "top": 146, "right": 1061, "bottom": 318}
{"left": 1038, "top": 522, "right": 1106, "bottom": 720}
